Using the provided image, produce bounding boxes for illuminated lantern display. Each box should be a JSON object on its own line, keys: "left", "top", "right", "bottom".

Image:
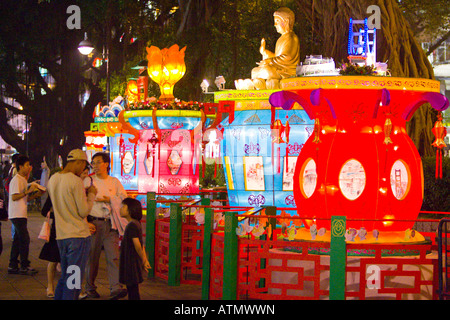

{"left": 84, "top": 131, "right": 108, "bottom": 161}
{"left": 127, "top": 80, "right": 139, "bottom": 104}
{"left": 137, "top": 74, "right": 149, "bottom": 102}
{"left": 113, "top": 107, "right": 215, "bottom": 195}
{"left": 146, "top": 45, "right": 186, "bottom": 102}
{"left": 86, "top": 45, "right": 217, "bottom": 212}
{"left": 216, "top": 90, "right": 314, "bottom": 208}
{"left": 270, "top": 76, "right": 449, "bottom": 241}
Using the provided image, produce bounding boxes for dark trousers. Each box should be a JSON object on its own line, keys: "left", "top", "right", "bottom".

{"left": 126, "top": 284, "right": 140, "bottom": 300}
{"left": 0, "top": 222, "right": 3, "bottom": 257}
{"left": 9, "top": 218, "right": 30, "bottom": 268}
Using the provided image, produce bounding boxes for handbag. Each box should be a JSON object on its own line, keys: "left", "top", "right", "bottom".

{"left": 38, "top": 211, "right": 52, "bottom": 242}
{"left": 0, "top": 190, "right": 7, "bottom": 221}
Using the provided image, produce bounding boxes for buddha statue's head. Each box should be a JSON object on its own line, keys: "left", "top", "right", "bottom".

{"left": 273, "top": 7, "right": 295, "bottom": 33}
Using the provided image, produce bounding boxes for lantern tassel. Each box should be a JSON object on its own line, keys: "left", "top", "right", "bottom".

{"left": 277, "top": 146, "right": 281, "bottom": 174}
{"left": 119, "top": 134, "right": 124, "bottom": 176}
{"left": 133, "top": 143, "right": 137, "bottom": 176}
{"left": 285, "top": 119, "right": 290, "bottom": 172}
{"left": 202, "top": 148, "right": 205, "bottom": 178}
{"left": 431, "top": 112, "right": 447, "bottom": 180}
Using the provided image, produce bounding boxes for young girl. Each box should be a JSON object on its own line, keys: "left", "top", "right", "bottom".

{"left": 119, "top": 198, "right": 150, "bottom": 300}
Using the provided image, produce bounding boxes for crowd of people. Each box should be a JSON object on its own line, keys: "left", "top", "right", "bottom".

{"left": 0, "top": 149, "right": 150, "bottom": 300}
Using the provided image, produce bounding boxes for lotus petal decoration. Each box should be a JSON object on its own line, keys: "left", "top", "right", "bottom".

{"left": 146, "top": 44, "right": 187, "bottom": 102}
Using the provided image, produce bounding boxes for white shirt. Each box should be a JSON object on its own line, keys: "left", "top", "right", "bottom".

{"left": 84, "top": 175, "right": 127, "bottom": 219}
{"left": 8, "top": 174, "right": 28, "bottom": 219}
{"left": 47, "top": 172, "right": 95, "bottom": 240}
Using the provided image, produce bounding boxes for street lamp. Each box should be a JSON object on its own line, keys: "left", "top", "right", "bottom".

{"left": 78, "top": 32, "right": 110, "bottom": 105}
{"left": 77, "top": 32, "right": 94, "bottom": 55}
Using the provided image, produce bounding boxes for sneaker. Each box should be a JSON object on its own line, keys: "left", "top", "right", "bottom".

{"left": 109, "top": 288, "right": 127, "bottom": 300}
{"left": 7, "top": 267, "right": 19, "bottom": 274}
{"left": 19, "top": 267, "right": 38, "bottom": 275}
{"left": 86, "top": 290, "right": 100, "bottom": 299}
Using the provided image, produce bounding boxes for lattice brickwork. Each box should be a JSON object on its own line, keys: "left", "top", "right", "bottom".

{"left": 154, "top": 218, "right": 170, "bottom": 280}
{"left": 209, "top": 233, "right": 225, "bottom": 300}
{"left": 345, "top": 243, "right": 437, "bottom": 300}
{"left": 180, "top": 223, "right": 204, "bottom": 285}
{"left": 208, "top": 233, "right": 438, "bottom": 300}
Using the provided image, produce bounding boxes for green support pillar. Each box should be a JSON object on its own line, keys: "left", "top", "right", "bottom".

{"left": 168, "top": 202, "right": 182, "bottom": 286}
{"left": 145, "top": 192, "right": 157, "bottom": 279}
{"left": 330, "top": 216, "right": 347, "bottom": 300}
{"left": 201, "top": 198, "right": 212, "bottom": 300}
{"left": 222, "top": 211, "right": 238, "bottom": 300}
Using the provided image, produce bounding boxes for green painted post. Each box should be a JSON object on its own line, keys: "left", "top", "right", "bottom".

{"left": 201, "top": 198, "right": 212, "bottom": 300}
{"left": 330, "top": 215, "right": 347, "bottom": 300}
{"left": 196, "top": 198, "right": 210, "bottom": 267}
{"left": 222, "top": 211, "right": 238, "bottom": 300}
{"left": 168, "top": 202, "right": 182, "bottom": 286}
{"left": 145, "top": 192, "right": 157, "bottom": 279}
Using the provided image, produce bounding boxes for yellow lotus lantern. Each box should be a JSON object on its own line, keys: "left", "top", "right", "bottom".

{"left": 146, "top": 44, "right": 186, "bottom": 102}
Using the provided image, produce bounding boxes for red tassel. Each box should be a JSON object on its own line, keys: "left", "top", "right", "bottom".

{"left": 285, "top": 150, "right": 289, "bottom": 173}
{"left": 133, "top": 143, "right": 137, "bottom": 175}
{"left": 119, "top": 134, "right": 124, "bottom": 176}
{"left": 436, "top": 150, "right": 439, "bottom": 180}
{"left": 277, "top": 146, "right": 281, "bottom": 174}
{"left": 202, "top": 154, "right": 205, "bottom": 178}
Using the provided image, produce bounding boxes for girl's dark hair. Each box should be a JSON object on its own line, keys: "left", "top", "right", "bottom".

{"left": 122, "top": 197, "right": 142, "bottom": 221}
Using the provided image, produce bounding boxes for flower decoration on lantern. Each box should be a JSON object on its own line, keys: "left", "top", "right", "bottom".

{"left": 339, "top": 62, "right": 377, "bottom": 76}
{"left": 127, "top": 97, "right": 204, "bottom": 111}
{"left": 146, "top": 44, "right": 186, "bottom": 102}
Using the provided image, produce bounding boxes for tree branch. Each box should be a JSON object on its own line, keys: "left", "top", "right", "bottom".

{"left": 426, "top": 30, "right": 450, "bottom": 56}
{"left": 0, "top": 100, "right": 26, "bottom": 116}
{"left": 0, "top": 105, "right": 25, "bottom": 152}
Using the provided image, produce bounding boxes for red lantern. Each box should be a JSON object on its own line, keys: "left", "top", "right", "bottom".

{"left": 270, "top": 76, "right": 449, "bottom": 238}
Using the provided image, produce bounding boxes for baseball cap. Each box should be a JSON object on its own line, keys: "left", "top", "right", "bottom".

{"left": 67, "top": 149, "right": 88, "bottom": 163}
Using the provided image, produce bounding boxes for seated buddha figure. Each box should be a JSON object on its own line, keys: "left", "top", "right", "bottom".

{"left": 251, "top": 7, "right": 300, "bottom": 89}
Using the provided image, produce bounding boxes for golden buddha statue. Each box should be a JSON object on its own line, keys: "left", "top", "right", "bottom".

{"left": 250, "top": 7, "right": 300, "bottom": 89}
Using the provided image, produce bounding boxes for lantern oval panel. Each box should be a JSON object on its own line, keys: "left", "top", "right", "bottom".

{"left": 338, "top": 159, "right": 366, "bottom": 201}
{"left": 389, "top": 159, "right": 411, "bottom": 200}
{"left": 299, "top": 158, "right": 317, "bottom": 198}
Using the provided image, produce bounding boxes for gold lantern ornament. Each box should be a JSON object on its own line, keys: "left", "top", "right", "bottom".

{"left": 146, "top": 44, "right": 187, "bottom": 102}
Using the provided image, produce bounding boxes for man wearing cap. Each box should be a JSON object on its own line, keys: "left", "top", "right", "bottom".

{"left": 47, "top": 149, "right": 97, "bottom": 300}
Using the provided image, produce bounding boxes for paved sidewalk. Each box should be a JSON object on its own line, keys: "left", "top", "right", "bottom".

{"left": 0, "top": 211, "right": 201, "bottom": 300}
